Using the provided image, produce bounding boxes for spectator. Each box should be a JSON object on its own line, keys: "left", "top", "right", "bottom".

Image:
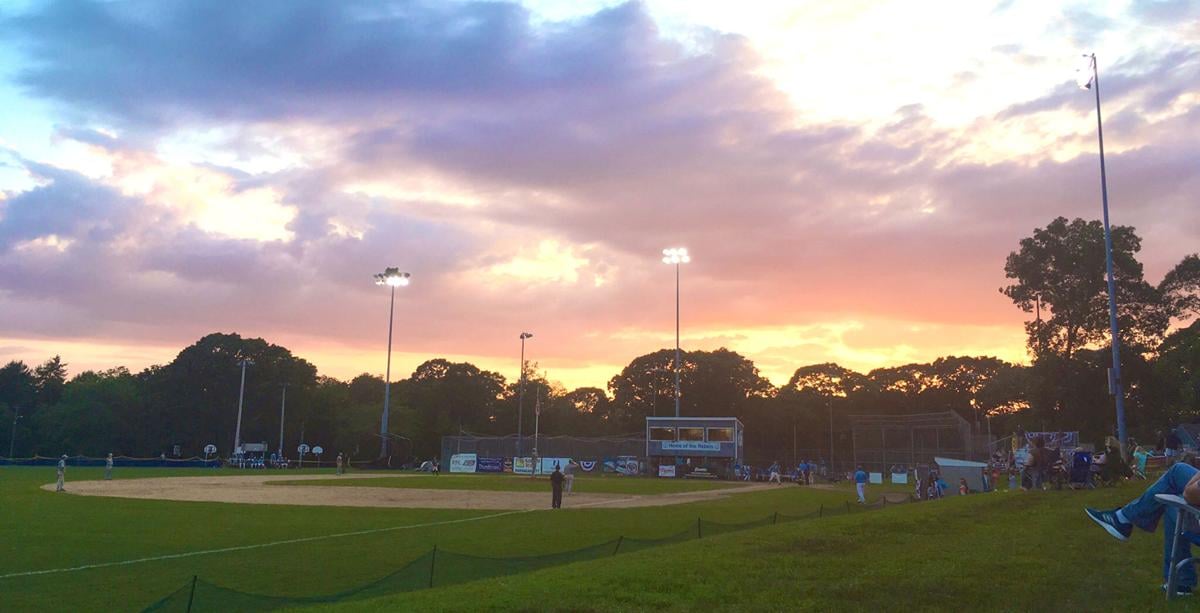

{"left": 1085, "top": 462, "right": 1200, "bottom": 596}
{"left": 1025, "top": 436, "right": 1052, "bottom": 490}
{"left": 959, "top": 478, "right": 970, "bottom": 496}
{"left": 1166, "top": 428, "right": 1183, "bottom": 466}
{"left": 854, "top": 465, "right": 868, "bottom": 503}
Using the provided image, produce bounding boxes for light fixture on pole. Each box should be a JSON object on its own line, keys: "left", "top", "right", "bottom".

{"left": 662, "top": 247, "right": 690, "bottom": 417}
{"left": 1079, "top": 53, "right": 1128, "bottom": 448}
{"left": 374, "top": 267, "right": 411, "bottom": 460}
{"left": 517, "top": 332, "right": 533, "bottom": 457}
{"left": 233, "top": 358, "right": 253, "bottom": 457}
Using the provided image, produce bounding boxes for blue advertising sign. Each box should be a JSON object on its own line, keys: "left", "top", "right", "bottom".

{"left": 660, "top": 441, "right": 721, "bottom": 452}
{"left": 477, "top": 457, "right": 503, "bottom": 473}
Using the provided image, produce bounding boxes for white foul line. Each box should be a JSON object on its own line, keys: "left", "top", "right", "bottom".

{"left": 0, "top": 509, "right": 532, "bottom": 580}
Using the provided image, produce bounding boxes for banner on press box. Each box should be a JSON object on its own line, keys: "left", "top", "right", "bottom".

{"left": 449, "top": 453, "right": 477, "bottom": 473}
{"left": 476, "top": 457, "right": 503, "bottom": 473}
{"left": 660, "top": 441, "right": 721, "bottom": 452}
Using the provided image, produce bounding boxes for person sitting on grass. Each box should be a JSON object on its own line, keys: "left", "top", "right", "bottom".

{"left": 1085, "top": 461, "right": 1200, "bottom": 596}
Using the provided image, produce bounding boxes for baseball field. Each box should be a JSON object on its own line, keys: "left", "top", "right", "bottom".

{"left": 0, "top": 467, "right": 1187, "bottom": 611}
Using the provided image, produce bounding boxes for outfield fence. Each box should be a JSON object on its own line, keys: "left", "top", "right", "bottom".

{"left": 142, "top": 496, "right": 910, "bottom": 612}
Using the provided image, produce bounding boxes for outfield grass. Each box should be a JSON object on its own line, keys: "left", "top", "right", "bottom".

{"left": 0, "top": 467, "right": 851, "bottom": 611}
{"left": 273, "top": 473, "right": 743, "bottom": 495}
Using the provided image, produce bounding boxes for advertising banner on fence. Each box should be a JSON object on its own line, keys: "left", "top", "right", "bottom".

{"left": 503, "top": 458, "right": 513, "bottom": 473}
{"left": 891, "top": 472, "right": 908, "bottom": 484}
{"left": 449, "top": 453, "right": 477, "bottom": 473}
{"left": 539, "top": 457, "right": 571, "bottom": 475}
{"left": 869, "top": 472, "right": 883, "bottom": 484}
{"left": 476, "top": 457, "right": 503, "bottom": 473}
{"left": 513, "top": 457, "right": 534, "bottom": 475}
{"left": 603, "top": 456, "right": 641, "bottom": 476}
{"left": 658, "top": 464, "right": 676, "bottom": 477}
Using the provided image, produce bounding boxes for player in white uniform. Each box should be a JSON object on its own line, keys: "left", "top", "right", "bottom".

{"left": 56, "top": 455, "right": 67, "bottom": 492}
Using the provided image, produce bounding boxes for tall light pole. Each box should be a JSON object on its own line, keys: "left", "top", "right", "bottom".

{"left": 8, "top": 407, "right": 21, "bottom": 459}
{"left": 1080, "top": 53, "right": 1128, "bottom": 447}
{"left": 233, "top": 358, "right": 253, "bottom": 457}
{"left": 517, "top": 332, "right": 533, "bottom": 457}
{"left": 662, "top": 247, "right": 690, "bottom": 417}
{"left": 278, "top": 383, "right": 288, "bottom": 459}
{"left": 374, "top": 268, "right": 411, "bottom": 459}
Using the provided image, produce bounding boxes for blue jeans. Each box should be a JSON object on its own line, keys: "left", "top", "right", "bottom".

{"left": 1120, "top": 462, "right": 1199, "bottom": 587}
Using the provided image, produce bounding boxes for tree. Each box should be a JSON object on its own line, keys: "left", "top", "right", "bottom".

{"left": 33, "top": 356, "right": 68, "bottom": 406}
{"left": 402, "top": 359, "right": 506, "bottom": 459}
{"left": 1001, "top": 217, "right": 1170, "bottom": 359}
{"left": 1161, "top": 254, "right": 1200, "bottom": 324}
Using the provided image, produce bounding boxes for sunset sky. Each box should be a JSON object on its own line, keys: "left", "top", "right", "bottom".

{"left": 1, "top": 0, "right": 1197, "bottom": 390}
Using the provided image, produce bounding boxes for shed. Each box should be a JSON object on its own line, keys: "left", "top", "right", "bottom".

{"left": 934, "top": 457, "right": 988, "bottom": 493}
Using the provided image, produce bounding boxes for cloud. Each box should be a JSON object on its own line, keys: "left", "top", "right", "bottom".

{"left": 0, "top": 0, "right": 1197, "bottom": 388}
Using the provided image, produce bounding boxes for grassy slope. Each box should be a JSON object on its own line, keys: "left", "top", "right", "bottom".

{"left": 318, "top": 482, "right": 1185, "bottom": 612}
{"left": 272, "top": 473, "right": 743, "bottom": 495}
{"left": 0, "top": 467, "right": 849, "bottom": 611}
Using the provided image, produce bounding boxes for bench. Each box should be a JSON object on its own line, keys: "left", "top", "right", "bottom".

{"left": 1155, "top": 494, "right": 1200, "bottom": 600}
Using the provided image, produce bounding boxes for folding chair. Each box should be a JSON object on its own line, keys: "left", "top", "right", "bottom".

{"left": 1155, "top": 494, "right": 1200, "bottom": 601}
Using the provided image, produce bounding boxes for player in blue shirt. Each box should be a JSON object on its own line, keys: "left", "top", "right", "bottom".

{"left": 854, "top": 465, "right": 868, "bottom": 503}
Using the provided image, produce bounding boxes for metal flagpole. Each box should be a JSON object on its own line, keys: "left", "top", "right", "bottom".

{"left": 1084, "top": 53, "right": 1128, "bottom": 448}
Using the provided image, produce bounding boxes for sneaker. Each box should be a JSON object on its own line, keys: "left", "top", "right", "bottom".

{"left": 1085, "top": 508, "right": 1132, "bottom": 541}
{"left": 1162, "top": 584, "right": 1194, "bottom": 597}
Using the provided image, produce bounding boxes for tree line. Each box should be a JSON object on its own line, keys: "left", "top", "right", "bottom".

{"left": 1, "top": 217, "right": 1197, "bottom": 463}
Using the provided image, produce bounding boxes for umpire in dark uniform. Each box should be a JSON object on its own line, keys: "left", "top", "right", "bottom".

{"left": 550, "top": 463, "right": 564, "bottom": 509}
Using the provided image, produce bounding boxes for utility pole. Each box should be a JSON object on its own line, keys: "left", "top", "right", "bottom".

{"left": 8, "top": 407, "right": 20, "bottom": 459}
{"left": 278, "top": 384, "right": 288, "bottom": 459}
{"left": 233, "top": 358, "right": 253, "bottom": 457}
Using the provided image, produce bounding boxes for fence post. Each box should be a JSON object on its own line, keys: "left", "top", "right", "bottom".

{"left": 697, "top": 517, "right": 702, "bottom": 539}
{"left": 819, "top": 504, "right": 823, "bottom": 518}
{"left": 773, "top": 511, "right": 779, "bottom": 525}
{"left": 613, "top": 536, "right": 623, "bottom": 556}
{"left": 846, "top": 501, "right": 851, "bottom": 513}
{"left": 429, "top": 545, "right": 437, "bottom": 589}
{"left": 185, "top": 575, "right": 198, "bottom": 613}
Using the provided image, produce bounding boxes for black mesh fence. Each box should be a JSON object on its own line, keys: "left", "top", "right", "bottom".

{"left": 141, "top": 496, "right": 905, "bottom": 612}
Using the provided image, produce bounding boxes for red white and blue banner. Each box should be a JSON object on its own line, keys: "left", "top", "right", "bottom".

{"left": 579, "top": 460, "right": 598, "bottom": 472}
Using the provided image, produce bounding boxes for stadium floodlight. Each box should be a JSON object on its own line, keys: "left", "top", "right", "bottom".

{"left": 374, "top": 268, "right": 412, "bottom": 460}
{"left": 232, "top": 358, "right": 253, "bottom": 457}
{"left": 517, "top": 332, "right": 533, "bottom": 457}
{"left": 661, "top": 247, "right": 689, "bottom": 417}
{"left": 1078, "top": 53, "right": 1128, "bottom": 449}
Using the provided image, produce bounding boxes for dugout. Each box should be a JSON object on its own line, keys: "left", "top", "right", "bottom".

{"left": 645, "top": 417, "right": 744, "bottom": 477}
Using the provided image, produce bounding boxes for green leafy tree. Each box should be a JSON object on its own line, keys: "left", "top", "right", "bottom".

{"left": 1001, "top": 217, "right": 1170, "bottom": 358}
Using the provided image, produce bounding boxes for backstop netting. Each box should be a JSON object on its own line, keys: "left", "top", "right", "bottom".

{"left": 440, "top": 433, "right": 645, "bottom": 466}
{"left": 849, "top": 411, "right": 991, "bottom": 472}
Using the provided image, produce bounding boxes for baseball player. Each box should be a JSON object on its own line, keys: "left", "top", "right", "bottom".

{"left": 564, "top": 460, "right": 576, "bottom": 494}
{"left": 336, "top": 452, "right": 344, "bottom": 475}
{"left": 56, "top": 455, "right": 67, "bottom": 492}
{"left": 105, "top": 453, "right": 113, "bottom": 480}
{"left": 768, "top": 461, "right": 782, "bottom": 485}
